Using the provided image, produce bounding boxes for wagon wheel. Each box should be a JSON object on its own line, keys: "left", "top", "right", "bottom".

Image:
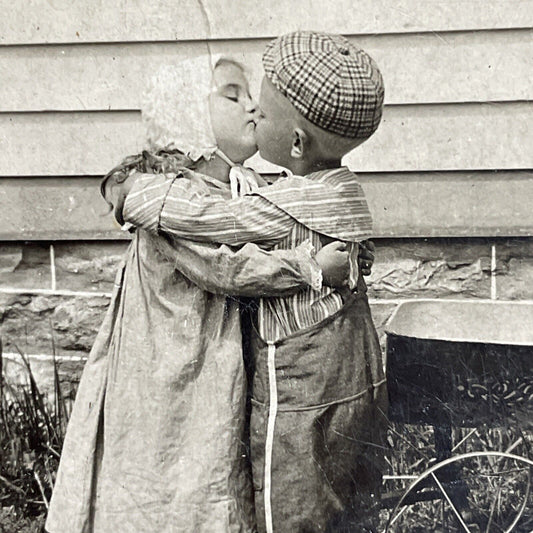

{"left": 385, "top": 451, "right": 533, "bottom": 533}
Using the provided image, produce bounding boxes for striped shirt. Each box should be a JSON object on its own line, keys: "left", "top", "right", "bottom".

{"left": 257, "top": 225, "right": 360, "bottom": 341}
{"left": 124, "top": 167, "right": 372, "bottom": 342}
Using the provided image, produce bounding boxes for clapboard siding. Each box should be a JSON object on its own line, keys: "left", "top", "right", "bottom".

{"left": 0, "top": 111, "right": 142, "bottom": 176}
{"left": 1, "top": 172, "right": 531, "bottom": 240}
{"left": 0, "top": 177, "right": 127, "bottom": 241}
{"left": 2, "top": 0, "right": 533, "bottom": 44}
{"left": 2, "top": 29, "right": 532, "bottom": 111}
{"left": 1, "top": 1, "right": 532, "bottom": 241}
{"left": 1, "top": 103, "right": 531, "bottom": 176}
{"left": 361, "top": 172, "right": 533, "bottom": 238}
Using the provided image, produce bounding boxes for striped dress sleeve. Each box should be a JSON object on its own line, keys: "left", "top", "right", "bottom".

{"left": 123, "top": 172, "right": 295, "bottom": 246}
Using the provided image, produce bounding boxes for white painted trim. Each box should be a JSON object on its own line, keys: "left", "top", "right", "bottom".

{"left": 49, "top": 244, "right": 56, "bottom": 291}
{"left": 368, "top": 297, "right": 533, "bottom": 306}
{"left": 0, "top": 287, "right": 112, "bottom": 298}
{"left": 264, "top": 341, "right": 278, "bottom": 533}
{"left": 2, "top": 352, "right": 87, "bottom": 362}
{"left": 491, "top": 244, "right": 497, "bottom": 300}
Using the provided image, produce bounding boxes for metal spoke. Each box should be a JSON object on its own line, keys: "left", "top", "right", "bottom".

{"left": 452, "top": 428, "right": 479, "bottom": 453}
{"left": 387, "top": 503, "right": 410, "bottom": 528}
{"left": 430, "top": 472, "right": 472, "bottom": 533}
{"left": 485, "top": 484, "right": 501, "bottom": 533}
{"left": 385, "top": 452, "right": 533, "bottom": 533}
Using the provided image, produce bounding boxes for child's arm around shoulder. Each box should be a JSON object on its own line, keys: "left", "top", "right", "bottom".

{"left": 121, "top": 171, "right": 294, "bottom": 246}
{"left": 152, "top": 234, "right": 351, "bottom": 297}
{"left": 155, "top": 236, "right": 325, "bottom": 297}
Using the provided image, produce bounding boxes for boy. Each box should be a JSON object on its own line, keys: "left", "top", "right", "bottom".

{"left": 119, "top": 32, "right": 387, "bottom": 532}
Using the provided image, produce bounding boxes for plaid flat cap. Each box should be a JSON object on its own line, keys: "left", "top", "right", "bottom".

{"left": 263, "top": 31, "right": 384, "bottom": 139}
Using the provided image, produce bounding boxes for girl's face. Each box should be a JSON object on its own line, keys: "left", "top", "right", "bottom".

{"left": 209, "top": 61, "right": 259, "bottom": 163}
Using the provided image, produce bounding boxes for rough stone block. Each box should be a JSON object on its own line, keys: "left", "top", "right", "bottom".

{"left": 0, "top": 242, "right": 51, "bottom": 289}
{"left": 4, "top": 237, "right": 521, "bottom": 300}
{"left": 54, "top": 241, "right": 128, "bottom": 292}
{"left": 0, "top": 241, "right": 128, "bottom": 293}
{"left": 367, "top": 238, "right": 492, "bottom": 299}
{"left": 0, "top": 292, "right": 110, "bottom": 357}
{"left": 497, "top": 257, "right": 533, "bottom": 300}
{"left": 1, "top": 353, "right": 84, "bottom": 402}
{"left": 0, "top": 244, "right": 23, "bottom": 272}
{"left": 495, "top": 238, "right": 533, "bottom": 300}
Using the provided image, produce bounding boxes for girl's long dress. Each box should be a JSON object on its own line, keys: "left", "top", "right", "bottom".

{"left": 46, "top": 225, "right": 313, "bottom": 533}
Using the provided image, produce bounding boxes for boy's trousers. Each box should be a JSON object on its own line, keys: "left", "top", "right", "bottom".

{"left": 249, "top": 291, "right": 388, "bottom": 533}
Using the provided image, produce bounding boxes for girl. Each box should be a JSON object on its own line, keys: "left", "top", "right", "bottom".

{"left": 46, "top": 55, "right": 350, "bottom": 533}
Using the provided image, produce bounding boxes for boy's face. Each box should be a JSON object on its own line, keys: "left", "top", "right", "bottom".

{"left": 209, "top": 62, "right": 259, "bottom": 163}
{"left": 255, "top": 77, "right": 295, "bottom": 168}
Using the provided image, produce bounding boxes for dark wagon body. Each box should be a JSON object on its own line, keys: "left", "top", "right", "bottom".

{"left": 386, "top": 300, "right": 533, "bottom": 430}
{"left": 383, "top": 300, "right": 533, "bottom": 530}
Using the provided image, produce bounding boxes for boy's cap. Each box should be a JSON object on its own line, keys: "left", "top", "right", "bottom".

{"left": 262, "top": 31, "right": 384, "bottom": 139}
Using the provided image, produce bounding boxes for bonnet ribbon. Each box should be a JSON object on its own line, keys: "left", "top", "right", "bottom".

{"left": 214, "top": 149, "right": 264, "bottom": 199}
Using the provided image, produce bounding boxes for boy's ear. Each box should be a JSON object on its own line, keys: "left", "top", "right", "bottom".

{"left": 290, "top": 128, "right": 307, "bottom": 159}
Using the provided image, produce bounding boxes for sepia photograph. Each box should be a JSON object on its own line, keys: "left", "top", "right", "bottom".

{"left": 0, "top": 1, "right": 532, "bottom": 532}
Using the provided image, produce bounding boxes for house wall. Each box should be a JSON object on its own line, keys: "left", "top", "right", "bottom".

{"left": 1, "top": 1, "right": 532, "bottom": 394}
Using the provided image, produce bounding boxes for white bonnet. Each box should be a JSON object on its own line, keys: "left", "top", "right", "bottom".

{"left": 142, "top": 54, "right": 220, "bottom": 161}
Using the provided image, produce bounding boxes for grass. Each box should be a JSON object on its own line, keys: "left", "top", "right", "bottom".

{"left": 1, "top": 334, "right": 532, "bottom": 532}
{"left": 380, "top": 422, "right": 533, "bottom": 532}
{"left": 0, "top": 337, "right": 73, "bottom": 533}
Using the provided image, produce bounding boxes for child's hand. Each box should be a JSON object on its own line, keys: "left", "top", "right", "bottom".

{"left": 315, "top": 241, "right": 350, "bottom": 288}
{"left": 230, "top": 166, "right": 268, "bottom": 197}
{"left": 113, "top": 180, "right": 133, "bottom": 227}
{"left": 105, "top": 172, "right": 145, "bottom": 226}
{"left": 358, "top": 240, "right": 375, "bottom": 277}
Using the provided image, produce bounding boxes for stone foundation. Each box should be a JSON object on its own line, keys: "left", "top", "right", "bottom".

{"left": 1, "top": 237, "right": 532, "bottom": 398}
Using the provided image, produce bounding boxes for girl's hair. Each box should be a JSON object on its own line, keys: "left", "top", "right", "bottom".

{"left": 100, "top": 148, "right": 195, "bottom": 207}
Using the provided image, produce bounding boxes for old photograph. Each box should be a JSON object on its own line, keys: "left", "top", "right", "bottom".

{"left": 0, "top": 1, "right": 532, "bottom": 532}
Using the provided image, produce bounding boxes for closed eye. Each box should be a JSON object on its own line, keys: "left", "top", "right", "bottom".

{"left": 220, "top": 83, "right": 245, "bottom": 103}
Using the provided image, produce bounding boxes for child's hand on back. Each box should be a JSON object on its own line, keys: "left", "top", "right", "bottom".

{"left": 102, "top": 171, "right": 136, "bottom": 225}
{"left": 113, "top": 175, "right": 135, "bottom": 226}
{"left": 358, "top": 239, "right": 375, "bottom": 277}
{"left": 105, "top": 172, "right": 139, "bottom": 226}
{"left": 315, "top": 241, "right": 350, "bottom": 288}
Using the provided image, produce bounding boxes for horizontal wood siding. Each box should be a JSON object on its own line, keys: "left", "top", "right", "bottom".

{"left": 0, "top": 1, "right": 532, "bottom": 240}
{"left": 3, "top": 1, "right": 533, "bottom": 44}
{"left": 2, "top": 172, "right": 531, "bottom": 240}
{"left": 2, "top": 30, "right": 532, "bottom": 111}
{"left": 2, "top": 103, "right": 531, "bottom": 176}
